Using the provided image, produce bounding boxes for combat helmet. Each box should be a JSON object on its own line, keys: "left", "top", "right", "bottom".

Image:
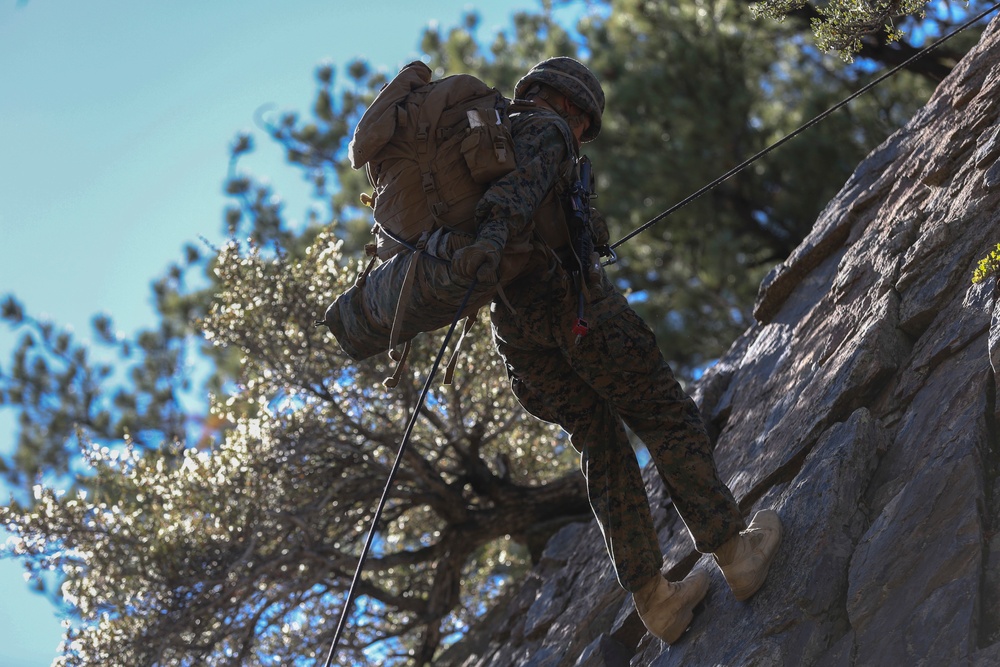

{"left": 515, "top": 57, "right": 605, "bottom": 142}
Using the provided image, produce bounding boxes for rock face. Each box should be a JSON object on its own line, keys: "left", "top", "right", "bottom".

{"left": 440, "top": 16, "right": 1000, "bottom": 667}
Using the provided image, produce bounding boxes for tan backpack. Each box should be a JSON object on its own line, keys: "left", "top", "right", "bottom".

{"left": 348, "top": 60, "right": 516, "bottom": 259}
{"left": 321, "top": 62, "right": 546, "bottom": 386}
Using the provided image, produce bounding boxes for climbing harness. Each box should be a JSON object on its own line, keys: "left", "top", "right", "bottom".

{"left": 567, "top": 156, "right": 598, "bottom": 343}
{"left": 605, "top": 1, "right": 1000, "bottom": 260}
{"left": 320, "top": 278, "right": 479, "bottom": 667}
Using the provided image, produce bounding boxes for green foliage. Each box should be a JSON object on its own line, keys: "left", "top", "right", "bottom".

{"left": 0, "top": 295, "right": 192, "bottom": 493}
{"left": 569, "top": 0, "right": 937, "bottom": 376}
{"left": 972, "top": 242, "right": 1000, "bottom": 284}
{"left": 5, "top": 234, "right": 585, "bottom": 665}
{"left": 751, "top": 0, "right": 965, "bottom": 59}
{"left": 814, "top": 0, "right": 928, "bottom": 56}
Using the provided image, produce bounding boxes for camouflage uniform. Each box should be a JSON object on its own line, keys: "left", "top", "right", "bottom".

{"left": 477, "top": 109, "right": 746, "bottom": 592}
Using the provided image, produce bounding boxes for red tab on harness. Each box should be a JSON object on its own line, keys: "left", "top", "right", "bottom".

{"left": 572, "top": 317, "right": 589, "bottom": 344}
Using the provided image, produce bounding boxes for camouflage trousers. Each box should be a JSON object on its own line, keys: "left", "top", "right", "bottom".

{"left": 490, "top": 269, "right": 745, "bottom": 591}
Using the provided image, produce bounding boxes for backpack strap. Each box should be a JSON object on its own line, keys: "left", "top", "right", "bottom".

{"left": 442, "top": 310, "right": 479, "bottom": 385}
{"left": 381, "top": 254, "right": 419, "bottom": 389}
{"left": 387, "top": 233, "right": 429, "bottom": 354}
{"left": 382, "top": 340, "right": 411, "bottom": 389}
{"left": 414, "top": 107, "right": 451, "bottom": 225}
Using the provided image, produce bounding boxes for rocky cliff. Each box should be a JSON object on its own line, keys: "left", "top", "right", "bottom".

{"left": 440, "top": 14, "right": 1000, "bottom": 667}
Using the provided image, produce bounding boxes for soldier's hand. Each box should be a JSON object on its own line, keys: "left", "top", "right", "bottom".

{"left": 451, "top": 239, "right": 502, "bottom": 284}
{"left": 590, "top": 207, "right": 610, "bottom": 247}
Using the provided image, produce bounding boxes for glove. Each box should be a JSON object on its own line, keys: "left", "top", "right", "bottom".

{"left": 590, "top": 207, "right": 610, "bottom": 247}
{"left": 451, "top": 238, "right": 502, "bottom": 284}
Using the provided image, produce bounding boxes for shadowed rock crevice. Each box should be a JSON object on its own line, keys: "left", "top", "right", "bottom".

{"left": 438, "top": 16, "right": 1000, "bottom": 667}
{"left": 979, "top": 359, "right": 1000, "bottom": 651}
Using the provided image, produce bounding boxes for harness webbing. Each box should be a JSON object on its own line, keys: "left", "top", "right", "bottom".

{"left": 609, "top": 3, "right": 1000, "bottom": 254}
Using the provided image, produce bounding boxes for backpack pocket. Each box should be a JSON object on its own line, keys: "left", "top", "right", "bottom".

{"left": 461, "top": 108, "right": 516, "bottom": 184}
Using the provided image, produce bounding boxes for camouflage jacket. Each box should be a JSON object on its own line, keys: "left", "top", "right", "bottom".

{"left": 475, "top": 107, "right": 628, "bottom": 327}
{"left": 473, "top": 108, "right": 578, "bottom": 252}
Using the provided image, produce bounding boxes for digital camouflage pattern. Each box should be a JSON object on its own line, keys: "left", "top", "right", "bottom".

{"left": 485, "top": 106, "right": 746, "bottom": 592}
{"left": 473, "top": 109, "right": 578, "bottom": 252}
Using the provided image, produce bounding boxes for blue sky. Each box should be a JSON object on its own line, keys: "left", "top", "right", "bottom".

{"left": 0, "top": 1, "right": 556, "bottom": 664}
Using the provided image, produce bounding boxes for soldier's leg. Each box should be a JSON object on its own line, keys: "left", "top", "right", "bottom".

{"left": 497, "top": 342, "right": 662, "bottom": 592}
{"left": 571, "top": 306, "right": 745, "bottom": 554}
{"left": 597, "top": 311, "right": 784, "bottom": 602}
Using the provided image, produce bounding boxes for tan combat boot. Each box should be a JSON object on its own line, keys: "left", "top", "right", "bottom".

{"left": 714, "top": 509, "right": 783, "bottom": 601}
{"left": 633, "top": 569, "right": 710, "bottom": 644}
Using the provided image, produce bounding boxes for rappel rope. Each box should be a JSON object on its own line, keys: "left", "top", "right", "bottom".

{"left": 320, "top": 278, "right": 479, "bottom": 667}
{"left": 319, "top": 6, "right": 999, "bottom": 665}
{"left": 607, "top": 1, "right": 1000, "bottom": 257}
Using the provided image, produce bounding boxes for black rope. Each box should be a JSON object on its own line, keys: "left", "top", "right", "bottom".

{"left": 320, "top": 278, "right": 479, "bottom": 667}
{"left": 610, "top": 2, "right": 1000, "bottom": 252}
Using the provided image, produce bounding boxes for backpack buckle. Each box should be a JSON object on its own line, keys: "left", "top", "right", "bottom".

{"left": 421, "top": 172, "right": 435, "bottom": 193}
{"left": 416, "top": 122, "right": 430, "bottom": 152}
{"left": 493, "top": 138, "right": 508, "bottom": 163}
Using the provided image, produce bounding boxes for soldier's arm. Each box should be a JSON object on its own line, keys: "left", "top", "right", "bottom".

{"left": 473, "top": 118, "right": 575, "bottom": 249}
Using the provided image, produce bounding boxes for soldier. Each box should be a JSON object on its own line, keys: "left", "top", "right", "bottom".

{"left": 451, "top": 57, "right": 783, "bottom": 643}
